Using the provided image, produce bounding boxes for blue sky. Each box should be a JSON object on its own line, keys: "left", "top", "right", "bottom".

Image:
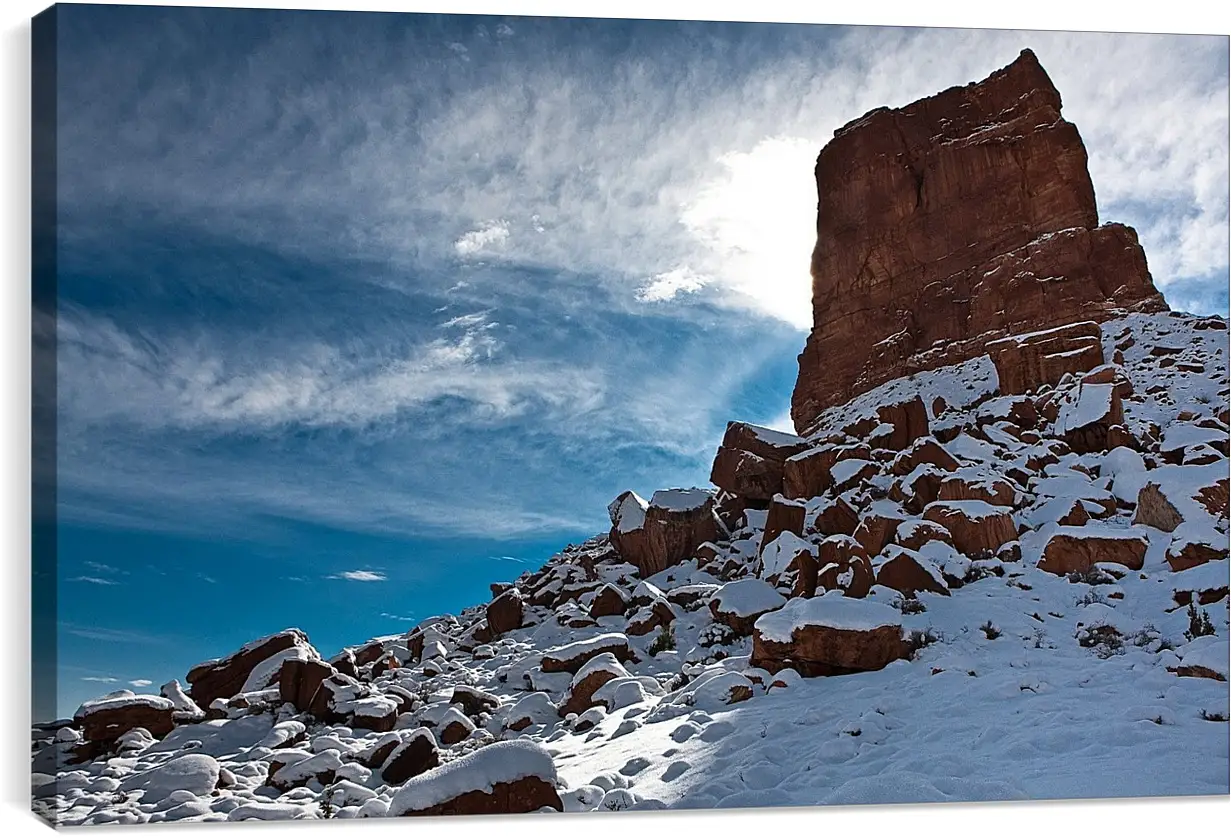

{"left": 40, "top": 6, "right": 1228, "bottom": 717}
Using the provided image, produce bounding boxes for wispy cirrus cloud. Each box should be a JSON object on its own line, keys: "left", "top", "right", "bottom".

{"left": 53, "top": 17, "right": 1227, "bottom": 327}
{"left": 67, "top": 576, "right": 119, "bottom": 586}
{"left": 329, "top": 570, "right": 388, "bottom": 582}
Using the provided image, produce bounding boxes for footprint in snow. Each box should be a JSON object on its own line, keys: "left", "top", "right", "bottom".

{"left": 660, "top": 760, "right": 691, "bottom": 782}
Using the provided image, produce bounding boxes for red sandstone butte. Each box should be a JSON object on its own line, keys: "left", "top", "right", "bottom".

{"left": 791, "top": 48, "right": 1167, "bottom": 435}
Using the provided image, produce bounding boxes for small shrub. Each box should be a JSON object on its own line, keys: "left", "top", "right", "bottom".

{"left": 980, "top": 620, "right": 1002, "bottom": 640}
{"left": 1184, "top": 602, "right": 1216, "bottom": 641}
{"left": 1075, "top": 590, "right": 1110, "bottom": 607}
{"left": 1077, "top": 624, "right": 1125, "bottom": 659}
{"left": 1200, "top": 709, "right": 1228, "bottom": 723}
{"left": 906, "top": 627, "right": 940, "bottom": 657}
{"left": 648, "top": 624, "right": 677, "bottom": 656}
{"left": 1068, "top": 567, "right": 1115, "bottom": 586}
{"left": 894, "top": 596, "right": 927, "bottom": 615}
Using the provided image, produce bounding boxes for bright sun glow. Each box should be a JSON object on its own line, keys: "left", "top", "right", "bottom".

{"left": 681, "top": 135, "right": 819, "bottom": 330}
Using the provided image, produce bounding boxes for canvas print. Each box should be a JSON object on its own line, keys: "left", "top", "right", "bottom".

{"left": 30, "top": 3, "right": 1231, "bottom": 826}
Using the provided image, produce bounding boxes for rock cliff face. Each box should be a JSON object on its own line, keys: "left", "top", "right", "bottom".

{"left": 791, "top": 48, "right": 1168, "bottom": 435}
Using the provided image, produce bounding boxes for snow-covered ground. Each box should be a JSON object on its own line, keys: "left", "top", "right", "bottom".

{"left": 32, "top": 311, "right": 1230, "bottom": 824}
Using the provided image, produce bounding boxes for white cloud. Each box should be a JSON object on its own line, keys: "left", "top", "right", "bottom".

{"left": 81, "top": 676, "right": 119, "bottom": 683}
{"left": 68, "top": 576, "right": 118, "bottom": 586}
{"left": 56, "top": 25, "right": 1226, "bottom": 322}
{"left": 129, "top": 679, "right": 153, "bottom": 687}
{"left": 454, "top": 221, "right": 510, "bottom": 257}
{"left": 56, "top": 309, "right": 604, "bottom": 432}
{"left": 635, "top": 267, "right": 709, "bottom": 303}
{"left": 329, "top": 570, "right": 387, "bottom": 582}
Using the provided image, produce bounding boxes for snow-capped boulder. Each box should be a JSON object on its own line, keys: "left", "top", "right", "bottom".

{"left": 588, "top": 583, "right": 629, "bottom": 618}
{"left": 186, "top": 629, "right": 320, "bottom": 710}
{"left": 709, "top": 421, "right": 806, "bottom": 502}
{"left": 921, "top": 500, "right": 1017, "bottom": 557}
{"left": 278, "top": 658, "right": 334, "bottom": 713}
{"left": 609, "top": 488, "right": 722, "bottom": 577}
{"left": 159, "top": 679, "right": 204, "bottom": 723}
{"left": 504, "top": 692, "right": 559, "bottom": 732}
{"left": 810, "top": 495, "right": 860, "bottom": 536}
{"left": 268, "top": 748, "right": 344, "bottom": 791}
{"left": 873, "top": 545, "right": 949, "bottom": 596}
{"left": 709, "top": 579, "right": 787, "bottom": 636}
{"left": 758, "top": 530, "right": 815, "bottom": 583}
{"left": 381, "top": 728, "right": 440, "bottom": 785}
{"left": 486, "top": 589, "right": 525, "bottom": 636}
{"left": 890, "top": 437, "right": 960, "bottom": 476}
{"left": 1165, "top": 522, "right": 1229, "bottom": 572}
{"left": 936, "top": 469, "right": 1019, "bottom": 507}
{"left": 853, "top": 506, "right": 909, "bottom": 556}
{"left": 541, "top": 633, "right": 635, "bottom": 674}
{"left": 1036, "top": 527, "right": 1149, "bottom": 575}
{"left": 450, "top": 685, "right": 501, "bottom": 718}
{"left": 120, "top": 754, "right": 221, "bottom": 804}
{"left": 72, "top": 692, "right": 175, "bottom": 762}
{"left": 559, "top": 653, "right": 629, "bottom": 717}
{"left": 750, "top": 594, "right": 907, "bottom": 676}
{"left": 1053, "top": 381, "right": 1126, "bottom": 454}
{"left": 875, "top": 395, "right": 931, "bottom": 451}
{"left": 815, "top": 535, "right": 874, "bottom": 599}
{"left": 760, "top": 495, "right": 808, "bottom": 552}
{"left": 387, "top": 740, "right": 562, "bottom": 816}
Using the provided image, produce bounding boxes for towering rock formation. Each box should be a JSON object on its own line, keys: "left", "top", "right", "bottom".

{"left": 791, "top": 48, "right": 1168, "bottom": 436}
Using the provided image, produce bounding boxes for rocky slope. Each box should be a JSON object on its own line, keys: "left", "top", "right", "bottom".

{"left": 32, "top": 51, "right": 1229, "bottom": 825}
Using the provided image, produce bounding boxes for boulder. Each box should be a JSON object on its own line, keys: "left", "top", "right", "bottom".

{"left": 751, "top": 595, "right": 908, "bottom": 676}
{"left": 449, "top": 685, "right": 501, "bottom": 718}
{"left": 186, "top": 629, "right": 320, "bottom": 709}
{"left": 988, "top": 321, "right": 1106, "bottom": 396}
{"left": 587, "top": 584, "right": 629, "bottom": 618}
{"left": 894, "top": 519, "right": 953, "bottom": 551}
{"left": 874, "top": 396, "right": 930, "bottom": 452}
{"left": 278, "top": 659, "right": 334, "bottom": 714}
{"left": 783, "top": 443, "right": 870, "bottom": 499}
{"left": 709, "top": 422, "right": 806, "bottom": 501}
{"left": 937, "top": 470, "right": 1018, "bottom": 507}
{"left": 72, "top": 693, "right": 175, "bottom": 762}
{"left": 810, "top": 495, "right": 860, "bottom": 536}
{"left": 853, "top": 508, "right": 908, "bottom": 556}
{"left": 1053, "top": 382, "right": 1124, "bottom": 454}
{"left": 626, "top": 599, "right": 675, "bottom": 637}
{"left": 760, "top": 495, "right": 808, "bottom": 551}
{"left": 1037, "top": 528, "right": 1149, "bottom": 575}
{"left": 381, "top": 728, "right": 440, "bottom": 785}
{"left": 922, "top": 501, "right": 1017, "bottom": 557}
{"left": 558, "top": 653, "right": 630, "bottom": 717}
{"left": 609, "top": 488, "right": 722, "bottom": 577}
{"left": 873, "top": 546, "right": 950, "bottom": 596}
{"left": 790, "top": 48, "right": 1165, "bottom": 434}
{"left": 815, "top": 535, "right": 875, "bottom": 598}
{"left": 541, "top": 634, "right": 635, "bottom": 674}
{"left": 486, "top": 590, "right": 525, "bottom": 636}
{"left": 709, "top": 579, "right": 788, "bottom": 636}
{"left": 388, "top": 740, "right": 563, "bottom": 816}
{"left": 758, "top": 531, "right": 815, "bottom": 585}
{"left": 890, "top": 438, "right": 960, "bottom": 476}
